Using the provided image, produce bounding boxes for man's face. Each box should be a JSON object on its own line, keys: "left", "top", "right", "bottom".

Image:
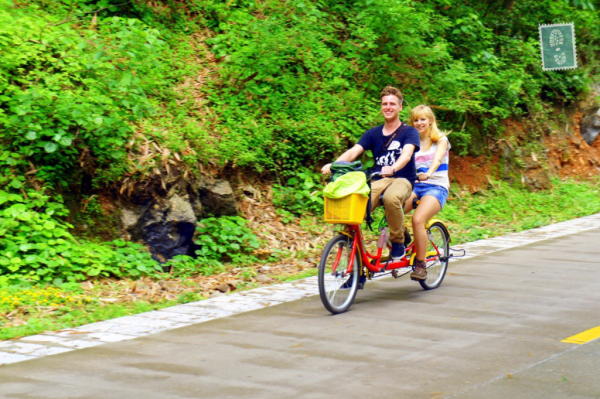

{"left": 381, "top": 95, "right": 402, "bottom": 121}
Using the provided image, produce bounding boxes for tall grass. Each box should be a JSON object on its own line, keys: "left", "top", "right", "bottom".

{"left": 441, "top": 178, "right": 600, "bottom": 243}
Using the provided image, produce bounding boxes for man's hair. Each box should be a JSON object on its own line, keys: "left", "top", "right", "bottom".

{"left": 380, "top": 85, "right": 403, "bottom": 104}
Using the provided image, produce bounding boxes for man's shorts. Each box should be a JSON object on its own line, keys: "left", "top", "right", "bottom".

{"left": 413, "top": 183, "right": 449, "bottom": 209}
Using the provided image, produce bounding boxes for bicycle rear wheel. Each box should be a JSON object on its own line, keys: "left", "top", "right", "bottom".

{"left": 419, "top": 222, "right": 449, "bottom": 290}
{"left": 318, "top": 234, "right": 360, "bottom": 314}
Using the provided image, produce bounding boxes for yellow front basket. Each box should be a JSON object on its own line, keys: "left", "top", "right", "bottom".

{"left": 324, "top": 194, "right": 369, "bottom": 225}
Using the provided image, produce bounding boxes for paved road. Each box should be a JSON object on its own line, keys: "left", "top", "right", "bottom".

{"left": 2, "top": 228, "right": 600, "bottom": 398}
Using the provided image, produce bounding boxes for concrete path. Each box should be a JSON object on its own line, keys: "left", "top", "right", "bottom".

{"left": 1, "top": 220, "right": 600, "bottom": 398}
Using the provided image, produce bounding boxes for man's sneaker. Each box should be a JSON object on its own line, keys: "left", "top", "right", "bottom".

{"left": 341, "top": 274, "right": 366, "bottom": 289}
{"left": 410, "top": 260, "right": 427, "bottom": 281}
{"left": 391, "top": 243, "right": 405, "bottom": 260}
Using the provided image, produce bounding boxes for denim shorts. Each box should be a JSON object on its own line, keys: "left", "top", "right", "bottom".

{"left": 413, "top": 183, "right": 449, "bottom": 209}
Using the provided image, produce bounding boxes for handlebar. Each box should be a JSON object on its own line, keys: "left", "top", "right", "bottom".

{"left": 368, "top": 171, "right": 394, "bottom": 181}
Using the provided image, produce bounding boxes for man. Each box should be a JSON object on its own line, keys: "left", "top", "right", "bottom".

{"left": 322, "top": 86, "right": 420, "bottom": 261}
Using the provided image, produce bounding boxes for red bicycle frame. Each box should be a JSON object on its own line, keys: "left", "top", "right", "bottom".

{"left": 332, "top": 225, "right": 442, "bottom": 276}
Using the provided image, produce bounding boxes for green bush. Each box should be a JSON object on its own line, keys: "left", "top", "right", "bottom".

{"left": 162, "top": 216, "right": 262, "bottom": 278}
{"left": 5, "top": 0, "right": 599, "bottom": 188}
{"left": 0, "top": 1, "right": 171, "bottom": 187}
{"left": 0, "top": 189, "right": 162, "bottom": 284}
{"left": 272, "top": 169, "right": 324, "bottom": 218}
{"left": 195, "top": 216, "right": 261, "bottom": 262}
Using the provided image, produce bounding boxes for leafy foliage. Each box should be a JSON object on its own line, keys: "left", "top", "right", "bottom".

{"left": 272, "top": 169, "right": 324, "bottom": 219}
{"left": 3, "top": 0, "right": 599, "bottom": 189}
{"left": 1, "top": 0, "right": 600, "bottom": 286}
{"left": 0, "top": 189, "right": 162, "bottom": 284}
{"left": 195, "top": 216, "right": 261, "bottom": 262}
{"left": 162, "top": 216, "right": 262, "bottom": 278}
{"left": 0, "top": 0, "right": 178, "bottom": 187}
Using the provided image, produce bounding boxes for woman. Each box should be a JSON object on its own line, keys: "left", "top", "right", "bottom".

{"left": 404, "top": 105, "right": 450, "bottom": 281}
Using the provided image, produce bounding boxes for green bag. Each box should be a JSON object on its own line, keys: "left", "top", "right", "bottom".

{"left": 330, "top": 161, "right": 363, "bottom": 182}
{"left": 323, "top": 172, "right": 370, "bottom": 199}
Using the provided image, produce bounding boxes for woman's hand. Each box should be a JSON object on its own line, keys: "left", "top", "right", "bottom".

{"left": 321, "top": 163, "right": 332, "bottom": 174}
{"left": 418, "top": 172, "right": 430, "bottom": 181}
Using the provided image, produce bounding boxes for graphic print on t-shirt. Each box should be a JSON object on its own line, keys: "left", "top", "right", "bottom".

{"left": 357, "top": 124, "right": 421, "bottom": 183}
{"left": 376, "top": 147, "right": 402, "bottom": 167}
{"left": 388, "top": 141, "right": 400, "bottom": 151}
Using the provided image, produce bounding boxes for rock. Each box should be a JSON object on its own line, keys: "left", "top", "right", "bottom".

{"left": 198, "top": 178, "right": 237, "bottom": 216}
{"left": 130, "top": 194, "right": 197, "bottom": 262}
{"left": 210, "top": 291, "right": 224, "bottom": 298}
{"left": 215, "top": 284, "right": 230, "bottom": 293}
{"left": 256, "top": 274, "right": 273, "bottom": 283}
{"left": 191, "top": 198, "right": 203, "bottom": 218}
{"left": 121, "top": 206, "right": 142, "bottom": 240}
{"left": 579, "top": 82, "right": 600, "bottom": 146}
{"left": 500, "top": 145, "right": 519, "bottom": 185}
{"left": 226, "top": 279, "right": 240, "bottom": 288}
{"left": 581, "top": 107, "right": 600, "bottom": 146}
{"left": 523, "top": 169, "right": 551, "bottom": 191}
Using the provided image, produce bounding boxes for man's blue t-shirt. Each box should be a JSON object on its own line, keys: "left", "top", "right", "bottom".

{"left": 357, "top": 123, "right": 420, "bottom": 183}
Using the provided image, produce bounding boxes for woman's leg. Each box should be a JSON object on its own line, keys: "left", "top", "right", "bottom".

{"left": 412, "top": 195, "right": 442, "bottom": 262}
{"left": 404, "top": 192, "right": 418, "bottom": 214}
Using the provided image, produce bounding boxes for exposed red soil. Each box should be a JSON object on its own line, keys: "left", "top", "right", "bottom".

{"left": 449, "top": 153, "right": 498, "bottom": 193}
{"left": 449, "top": 113, "right": 600, "bottom": 193}
{"left": 545, "top": 111, "right": 600, "bottom": 179}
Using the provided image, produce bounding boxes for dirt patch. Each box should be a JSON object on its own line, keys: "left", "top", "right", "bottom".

{"left": 449, "top": 152, "right": 497, "bottom": 193}
{"left": 236, "top": 182, "right": 332, "bottom": 255}
{"left": 545, "top": 111, "right": 600, "bottom": 179}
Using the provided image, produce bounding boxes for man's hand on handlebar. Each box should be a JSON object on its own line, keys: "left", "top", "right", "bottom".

{"left": 321, "top": 163, "right": 332, "bottom": 174}
{"left": 381, "top": 166, "right": 395, "bottom": 176}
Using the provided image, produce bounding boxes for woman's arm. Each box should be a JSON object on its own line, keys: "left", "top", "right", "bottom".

{"left": 418, "top": 139, "right": 448, "bottom": 181}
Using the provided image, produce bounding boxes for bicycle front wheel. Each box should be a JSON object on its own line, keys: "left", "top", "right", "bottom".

{"left": 420, "top": 222, "right": 450, "bottom": 290}
{"left": 318, "top": 234, "right": 360, "bottom": 314}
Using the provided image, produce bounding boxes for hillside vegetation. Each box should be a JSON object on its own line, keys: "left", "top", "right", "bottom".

{"left": 1, "top": 0, "right": 600, "bottom": 285}
{"left": 2, "top": 0, "right": 599, "bottom": 188}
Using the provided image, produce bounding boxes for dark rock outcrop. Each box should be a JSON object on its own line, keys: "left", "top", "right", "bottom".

{"left": 121, "top": 194, "right": 197, "bottom": 262}
{"left": 118, "top": 176, "right": 240, "bottom": 262}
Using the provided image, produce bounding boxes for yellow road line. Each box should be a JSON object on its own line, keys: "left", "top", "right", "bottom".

{"left": 562, "top": 326, "right": 600, "bottom": 344}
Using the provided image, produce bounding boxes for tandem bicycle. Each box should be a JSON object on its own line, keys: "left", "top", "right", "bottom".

{"left": 318, "top": 172, "right": 462, "bottom": 314}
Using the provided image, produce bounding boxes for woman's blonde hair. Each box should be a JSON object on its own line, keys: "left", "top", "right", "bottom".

{"left": 409, "top": 105, "right": 446, "bottom": 143}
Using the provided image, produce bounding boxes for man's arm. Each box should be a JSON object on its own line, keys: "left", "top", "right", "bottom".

{"left": 321, "top": 144, "right": 364, "bottom": 174}
{"left": 381, "top": 144, "right": 416, "bottom": 176}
